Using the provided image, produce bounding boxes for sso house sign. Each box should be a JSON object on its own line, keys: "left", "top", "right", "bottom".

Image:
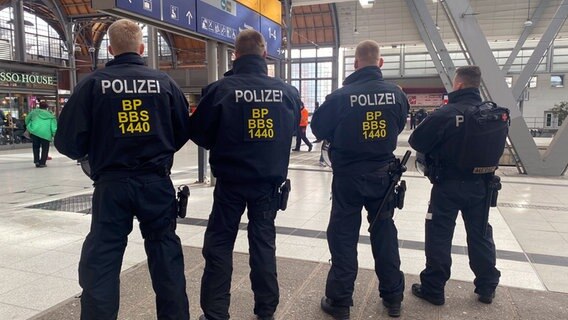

{"left": 0, "top": 72, "right": 56, "bottom": 85}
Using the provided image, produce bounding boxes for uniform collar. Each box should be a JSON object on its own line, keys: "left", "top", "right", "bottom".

{"left": 231, "top": 55, "right": 268, "bottom": 75}
{"left": 343, "top": 66, "right": 383, "bottom": 85}
{"left": 105, "top": 52, "right": 145, "bottom": 67}
{"left": 448, "top": 87, "right": 482, "bottom": 104}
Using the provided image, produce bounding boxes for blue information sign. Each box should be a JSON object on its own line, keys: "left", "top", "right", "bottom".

{"left": 116, "top": 0, "right": 161, "bottom": 21}
{"left": 197, "top": 0, "right": 260, "bottom": 44}
{"left": 162, "top": 0, "right": 197, "bottom": 32}
{"left": 260, "top": 16, "right": 281, "bottom": 58}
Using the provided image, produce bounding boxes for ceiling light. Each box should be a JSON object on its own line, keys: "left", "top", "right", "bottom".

{"left": 524, "top": 0, "right": 533, "bottom": 27}
{"left": 359, "top": 0, "right": 374, "bottom": 9}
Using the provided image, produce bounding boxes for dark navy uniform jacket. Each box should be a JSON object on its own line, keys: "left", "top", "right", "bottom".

{"left": 409, "top": 87, "right": 482, "bottom": 168}
{"left": 311, "top": 66, "right": 409, "bottom": 175}
{"left": 55, "top": 53, "right": 191, "bottom": 178}
{"left": 188, "top": 54, "right": 301, "bottom": 184}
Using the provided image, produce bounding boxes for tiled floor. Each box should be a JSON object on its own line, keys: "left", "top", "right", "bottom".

{"left": 0, "top": 130, "right": 567, "bottom": 319}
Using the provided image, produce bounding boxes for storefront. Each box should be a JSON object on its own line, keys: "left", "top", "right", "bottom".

{"left": 0, "top": 61, "right": 61, "bottom": 120}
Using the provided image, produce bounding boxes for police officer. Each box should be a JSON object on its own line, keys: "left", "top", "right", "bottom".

{"left": 408, "top": 66, "right": 501, "bottom": 305}
{"left": 54, "top": 19, "right": 190, "bottom": 320}
{"left": 311, "top": 40, "right": 408, "bottom": 318}
{"left": 188, "top": 30, "right": 300, "bottom": 320}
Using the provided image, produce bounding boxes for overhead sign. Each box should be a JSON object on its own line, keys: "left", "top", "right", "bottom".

{"left": 116, "top": 0, "right": 161, "bottom": 21}
{"left": 115, "top": 0, "right": 197, "bottom": 32}
{"left": 197, "top": 0, "right": 260, "bottom": 44}
{"left": 162, "top": 0, "right": 197, "bottom": 31}
{"left": 93, "top": 0, "right": 282, "bottom": 59}
{"left": 260, "top": 16, "right": 281, "bottom": 58}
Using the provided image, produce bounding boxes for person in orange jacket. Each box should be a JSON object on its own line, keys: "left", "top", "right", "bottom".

{"left": 293, "top": 102, "right": 313, "bottom": 152}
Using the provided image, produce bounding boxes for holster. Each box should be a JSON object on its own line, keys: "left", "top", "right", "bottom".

{"left": 278, "top": 179, "right": 291, "bottom": 211}
{"left": 378, "top": 164, "right": 406, "bottom": 220}
{"left": 176, "top": 185, "right": 190, "bottom": 218}
{"left": 248, "top": 179, "right": 292, "bottom": 218}
{"left": 395, "top": 180, "right": 407, "bottom": 210}
{"left": 487, "top": 175, "right": 502, "bottom": 207}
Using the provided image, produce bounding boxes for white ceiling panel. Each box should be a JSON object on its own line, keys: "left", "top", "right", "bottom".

{"left": 326, "top": 0, "right": 568, "bottom": 48}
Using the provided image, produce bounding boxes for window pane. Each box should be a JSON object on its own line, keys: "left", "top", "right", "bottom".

{"left": 291, "top": 49, "right": 300, "bottom": 58}
{"left": 505, "top": 76, "right": 513, "bottom": 88}
{"left": 529, "top": 76, "right": 537, "bottom": 88}
{"left": 291, "top": 63, "right": 300, "bottom": 78}
{"left": 318, "top": 62, "right": 332, "bottom": 78}
{"left": 291, "top": 80, "right": 300, "bottom": 92}
{"left": 551, "top": 75, "right": 564, "bottom": 87}
{"left": 300, "top": 80, "right": 316, "bottom": 110}
{"left": 317, "top": 80, "right": 332, "bottom": 106}
{"left": 301, "top": 48, "right": 317, "bottom": 58}
{"left": 267, "top": 64, "right": 275, "bottom": 77}
{"left": 301, "top": 62, "right": 316, "bottom": 78}
{"left": 318, "top": 47, "right": 333, "bottom": 57}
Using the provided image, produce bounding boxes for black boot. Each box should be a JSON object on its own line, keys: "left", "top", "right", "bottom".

{"left": 320, "top": 296, "right": 350, "bottom": 319}
{"left": 411, "top": 283, "right": 445, "bottom": 305}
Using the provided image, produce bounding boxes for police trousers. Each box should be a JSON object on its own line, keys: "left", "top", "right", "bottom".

{"left": 326, "top": 169, "right": 405, "bottom": 307}
{"left": 79, "top": 173, "right": 189, "bottom": 320}
{"left": 420, "top": 179, "right": 501, "bottom": 298}
{"left": 201, "top": 181, "right": 279, "bottom": 320}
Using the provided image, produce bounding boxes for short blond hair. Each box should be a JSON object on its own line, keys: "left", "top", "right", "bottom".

{"left": 107, "top": 19, "right": 143, "bottom": 56}
{"left": 235, "top": 29, "right": 266, "bottom": 57}
{"left": 355, "top": 40, "right": 381, "bottom": 67}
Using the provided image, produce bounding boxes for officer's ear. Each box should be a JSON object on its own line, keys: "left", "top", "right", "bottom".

{"left": 262, "top": 50, "right": 267, "bottom": 59}
{"left": 108, "top": 45, "right": 114, "bottom": 56}
{"left": 378, "top": 57, "right": 384, "bottom": 68}
{"left": 354, "top": 58, "right": 359, "bottom": 70}
{"left": 138, "top": 43, "right": 145, "bottom": 55}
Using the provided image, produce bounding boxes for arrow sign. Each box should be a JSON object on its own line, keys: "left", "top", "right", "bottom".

{"left": 162, "top": 0, "right": 197, "bottom": 32}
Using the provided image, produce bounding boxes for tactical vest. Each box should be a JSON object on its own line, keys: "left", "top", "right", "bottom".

{"left": 454, "top": 101, "right": 510, "bottom": 174}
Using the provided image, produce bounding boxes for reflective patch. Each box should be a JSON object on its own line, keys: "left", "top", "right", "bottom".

{"left": 244, "top": 106, "right": 277, "bottom": 141}
{"left": 112, "top": 97, "right": 156, "bottom": 137}
{"left": 361, "top": 110, "right": 388, "bottom": 142}
{"left": 426, "top": 212, "right": 433, "bottom": 220}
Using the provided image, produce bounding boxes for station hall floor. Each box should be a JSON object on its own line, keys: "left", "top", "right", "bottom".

{"left": 1, "top": 130, "right": 567, "bottom": 319}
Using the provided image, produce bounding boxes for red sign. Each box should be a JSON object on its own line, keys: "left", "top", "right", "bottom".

{"left": 407, "top": 94, "right": 444, "bottom": 107}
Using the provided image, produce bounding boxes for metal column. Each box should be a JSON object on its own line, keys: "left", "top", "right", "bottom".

{"left": 284, "top": 0, "right": 293, "bottom": 84}
{"left": 146, "top": 26, "right": 159, "bottom": 69}
{"left": 218, "top": 43, "right": 229, "bottom": 77}
{"left": 444, "top": 0, "right": 568, "bottom": 175}
{"left": 406, "top": 0, "right": 456, "bottom": 92}
{"left": 68, "top": 22, "right": 78, "bottom": 93}
{"left": 198, "top": 40, "right": 218, "bottom": 183}
{"left": 12, "top": 0, "right": 26, "bottom": 62}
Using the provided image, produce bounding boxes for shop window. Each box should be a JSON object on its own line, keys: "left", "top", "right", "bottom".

{"left": 551, "top": 75, "right": 564, "bottom": 87}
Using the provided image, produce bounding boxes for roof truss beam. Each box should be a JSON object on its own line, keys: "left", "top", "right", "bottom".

{"left": 502, "top": 0, "right": 547, "bottom": 73}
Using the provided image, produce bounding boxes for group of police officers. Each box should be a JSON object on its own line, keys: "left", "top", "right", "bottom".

{"left": 55, "top": 18, "right": 502, "bottom": 320}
